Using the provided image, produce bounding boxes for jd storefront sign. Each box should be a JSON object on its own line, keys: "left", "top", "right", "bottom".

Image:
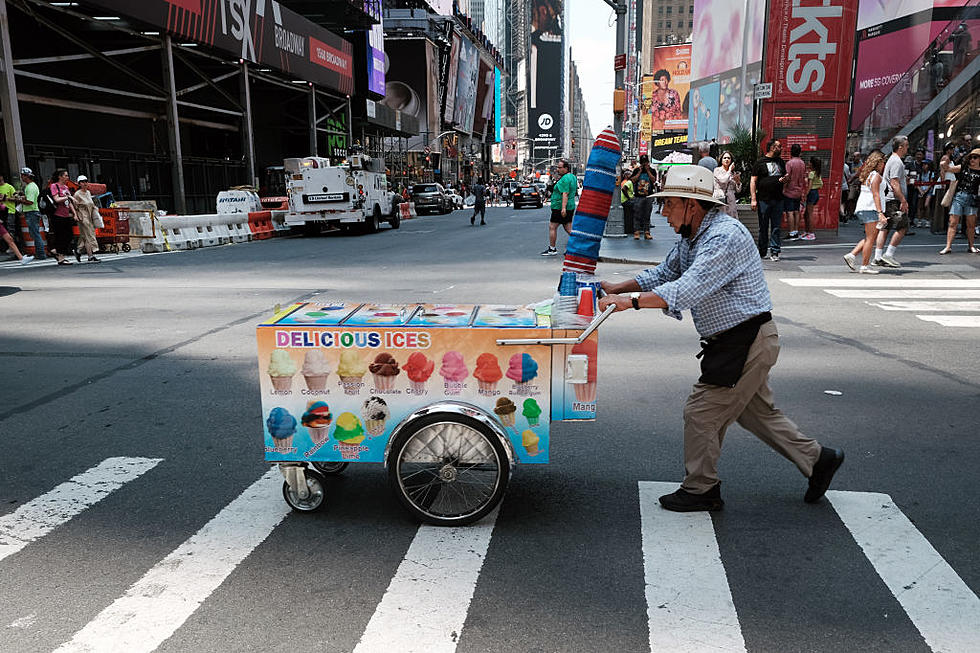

{"left": 88, "top": 0, "right": 354, "bottom": 95}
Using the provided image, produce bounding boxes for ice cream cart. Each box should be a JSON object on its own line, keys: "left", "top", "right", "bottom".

{"left": 256, "top": 300, "right": 612, "bottom": 525}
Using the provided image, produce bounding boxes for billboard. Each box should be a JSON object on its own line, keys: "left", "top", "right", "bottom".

{"left": 502, "top": 127, "right": 517, "bottom": 163}
{"left": 850, "top": 3, "right": 979, "bottom": 130}
{"left": 530, "top": 0, "right": 564, "bottom": 164}
{"left": 87, "top": 0, "right": 354, "bottom": 95}
{"left": 366, "top": 20, "right": 385, "bottom": 97}
{"left": 689, "top": 81, "right": 719, "bottom": 141}
{"left": 473, "top": 58, "right": 494, "bottom": 139}
{"left": 651, "top": 44, "right": 692, "bottom": 131}
{"left": 692, "top": 0, "right": 765, "bottom": 80}
{"left": 494, "top": 68, "right": 503, "bottom": 142}
{"left": 381, "top": 40, "right": 440, "bottom": 150}
{"left": 761, "top": 0, "right": 858, "bottom": 231}
{"left": 443, "top": 35, "right": 461, "bottom": 125}
{"left": 454, "top": 37, "right": 481, "bottom": 134}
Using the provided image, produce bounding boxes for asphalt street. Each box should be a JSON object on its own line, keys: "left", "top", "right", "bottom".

{"left": 1, "top": 204, "right": 979, "bottom": 653}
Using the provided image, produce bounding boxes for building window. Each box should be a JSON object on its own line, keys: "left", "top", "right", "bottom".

{"left": 658, "top": 20, "right": 662, "bottom": 28}
{"left": 666, "top": 20, "right": 671, "bottom": 28}
{"left": 689, "top": 5, "right": 694, "bottom": 13}
{"left": 666, "top": 6, "right": 672, "bottom": 14}
{"left": 657, "top": 35, "right": 663, "bottom": 44}
{"left": 658, "top": 5, "right": 663, "bottom": 13}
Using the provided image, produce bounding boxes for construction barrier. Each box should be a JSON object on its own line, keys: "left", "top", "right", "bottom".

{"left": 248, "top": 211, "right": 274, "bottom": 240}
{"left": 398, "top": 202, "right": 418, "bottom": 220}
{"left": 18, "top": 214, "right": 47, "bottom": 256}
{"left": 271, "top": 210, "right": 291, "bottom": 235}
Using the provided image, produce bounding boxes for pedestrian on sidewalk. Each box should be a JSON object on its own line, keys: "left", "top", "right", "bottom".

{"left": 73, "top": 175, "right": 101, "bottom": 262}
{"left": 620, "top": 172, "right": 635, "bottom": 234}
{"left": 541, "top": 159, "right": 577, "bottom": 255}
{"left": 630, "top": 154, "right": 655, "bottom": 240}
{"left": 596, "top": 164, "right": 844, "bottom": 512}
{"left": 938, "top": 148, "right": 980, "bottom": 254}
{"left": 15, "top": 168, "right": 45, "bottom": 261}
{"left": 783, "top": 144, "right": 807, "bottom": 241}
{"left": 47, "top": 170, "right": 77, "bottom": 265}
{"left": 800, "top": 157, "right": 821, "bottom": 240}
{"left": 750, "top": 139, "right": 786, "bottom": 261}
{"left": 843, "top": 150, "right": 887, "bottom": 274}
{"left": 874, "top": 135, "right": 911, "bottom": 267}
{"left": 470, "top": 179, "right": 487, "bottom": 225}
{"left": 0, "top": 173, "right": 18, "bottom": 256}
{"left": 712, "top": 151, "right": 740, "bottom": 218}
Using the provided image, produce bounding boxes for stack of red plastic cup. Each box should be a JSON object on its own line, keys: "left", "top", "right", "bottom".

{"left": 577, "top": 287, "right": 595, "bottom": 318}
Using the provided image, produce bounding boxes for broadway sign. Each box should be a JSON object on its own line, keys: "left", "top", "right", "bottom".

{"left": 88, "top": 0, "right": 354, "bottom": 95}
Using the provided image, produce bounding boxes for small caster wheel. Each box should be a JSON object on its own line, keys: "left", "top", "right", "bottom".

{"left": 312, "top": 461, "right": 349, "bottom": 475}
{"left": 282, "top": 469, "right": 327, "bottom": 513}
{"left": 122, "top": 243, "right": 131, "bottom": 252}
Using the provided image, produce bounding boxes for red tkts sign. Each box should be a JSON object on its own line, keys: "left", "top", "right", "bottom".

{"left": 763, "top": 0, "right": 858, "bottom": 102}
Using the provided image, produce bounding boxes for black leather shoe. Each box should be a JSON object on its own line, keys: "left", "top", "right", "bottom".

{"left": 805, "top": 447, "right": 844, "bottom": 503}
{"left": 659, "top": 485, "right": 724, "bottom": 512}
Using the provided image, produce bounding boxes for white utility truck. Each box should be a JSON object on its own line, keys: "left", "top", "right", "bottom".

{"left": 284, "top": 154, "right": 400, "bottom": 235}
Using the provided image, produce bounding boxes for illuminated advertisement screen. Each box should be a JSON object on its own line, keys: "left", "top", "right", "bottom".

{"left": 381, "top": 40, "right": 440, "bottom": 149}
{"left": 443, "top": 35, "right": 461, "bottom": 125}
{"left": 691, "top": 0, "right": 764, "bottom": 80}
{"left": 454, "top": 38, "right": 480, "bottom": 134}
{"left": 689, "top": 81, "right": 720, "bottom": 141}
{"left": 651, "top": 44, "right": 691, "bottom": 131}
{"left": 473, "top": 58, "right": 494, "bottom": 138}
{"left": 366, "top": 20, "right": 385, "bottom": 97}
{"left": 494, "top": 67, "right": 503, "bottom": 142}
{"left": 851, "top": 2, "right": 979, "bottom": 130}
{"left": 530, "top": 0, "right": 564, "bottom": 163}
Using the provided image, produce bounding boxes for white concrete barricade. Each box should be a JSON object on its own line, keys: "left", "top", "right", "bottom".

{"left": 271, "top": 210, "right": 290, "bottom": 235}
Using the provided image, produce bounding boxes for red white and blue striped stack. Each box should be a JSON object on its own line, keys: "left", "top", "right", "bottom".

{"left": 562, "top": 128, "right": 621, "bottom": 276}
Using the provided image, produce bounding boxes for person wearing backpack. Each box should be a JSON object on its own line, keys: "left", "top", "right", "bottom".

{"left": 15, "top": 167, "right": 46, "bottom": 260}
{"left": 46, "top": 169, "right": 76, "bottom": 265}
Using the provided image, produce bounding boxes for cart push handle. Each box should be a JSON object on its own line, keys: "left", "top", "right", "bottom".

{"left": 496, "top": 304, "right": 617, "bottom": 346}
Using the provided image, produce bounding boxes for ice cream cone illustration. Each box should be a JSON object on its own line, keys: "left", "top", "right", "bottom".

{"left": 522, "top": 429, "right": 541, "bottom": 456}
{"left": 362, "top": 396, "right": 390, "bottom": 436}
{"left": 302, "top": 350, "right": 331, "bottom": 391}
{"left": 494, "top": 397, "right": 516, "bottom": 427}
{"left": 333, "top": 412, "right": 366, "bottom": 459}
{"left": 266, "top": 407, "right": 297, "bottom": 451}
{"left": 369, "top": 353, "right": 400, "bottom": 391}
{"left": 403, "top": 352, "right": 434, "bottom": 393}
{"left": 506, "top": 353, "right": 538, "bottom": 394}
{"left": 439, "top": 351, "right": 468, "bottom": 394}
{"left": 474, "top": 353, "right": 503, "bottom": 394}
{"left": 522, "top": 398, "right": 542, "bottom": 426}
{"left": 301, "top": 401, "right": 333, "bottom": 444}
{"left": 267, "top": 349, "right": 298, "bottom": 391}
{"left": 337, "top": 350, "right": 367, "bottom": 395}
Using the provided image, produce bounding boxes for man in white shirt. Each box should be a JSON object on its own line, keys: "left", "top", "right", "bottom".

{"left": 875, "top": 135, "right": 910, "bottom": 268}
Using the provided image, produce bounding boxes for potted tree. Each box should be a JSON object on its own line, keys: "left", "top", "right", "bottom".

{"left": 726, "top": 123, "right": 766, "bottom": 241}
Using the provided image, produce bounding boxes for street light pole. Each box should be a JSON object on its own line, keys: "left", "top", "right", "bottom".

{"left": 603, "top": 0, "right": 628, "bottom": 140}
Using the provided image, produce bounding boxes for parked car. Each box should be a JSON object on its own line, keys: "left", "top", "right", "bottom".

{"left": 512, "top": 185, "right": 544, "bottom": 209}
{"left": 411, "top": 183, "right": 452, "bottom": 214}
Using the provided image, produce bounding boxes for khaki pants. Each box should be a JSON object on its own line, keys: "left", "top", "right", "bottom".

{"left": 682, "top": 320, "right": 821, "bottom": 493}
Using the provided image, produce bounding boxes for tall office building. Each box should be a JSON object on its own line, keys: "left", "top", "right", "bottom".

{"left": 641, "top": 0, "right": 694, "bottom": 73}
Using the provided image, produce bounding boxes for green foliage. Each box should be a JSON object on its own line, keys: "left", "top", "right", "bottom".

{"left": 725, "top": 123, "right": 766, "bottom": 201}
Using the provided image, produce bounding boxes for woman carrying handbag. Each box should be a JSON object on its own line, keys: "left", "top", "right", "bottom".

{"left": 47, "top": 169, "right": 77, "bottom": 265}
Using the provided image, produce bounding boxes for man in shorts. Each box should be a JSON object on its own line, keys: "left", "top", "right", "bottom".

{"left": 541, "top": 159, "right": 578, "bottom": 255}
{"left": 875, "top": 135, "right": 911, "bottom": 268}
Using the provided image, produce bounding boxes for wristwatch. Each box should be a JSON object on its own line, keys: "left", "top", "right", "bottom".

{"left": 630, "top": 292, "right": 640, "bottom": 310}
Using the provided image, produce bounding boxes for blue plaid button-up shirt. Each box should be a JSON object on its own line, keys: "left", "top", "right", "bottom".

{"left": 635, "top": 208, "right": 772, "bottom": 337}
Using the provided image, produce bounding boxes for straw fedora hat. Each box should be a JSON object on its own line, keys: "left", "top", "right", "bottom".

{"left": 652, "top": 164, "right": 725, "bottom": 205}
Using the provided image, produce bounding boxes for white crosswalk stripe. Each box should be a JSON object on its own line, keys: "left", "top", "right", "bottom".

{"left": 52, "top": 468, "right": 289, "bottom": 653}
{"left": 780, "top": 278, "right": 980, "bottom": 327}
{"left": 5, "top": 462, "right": 980, "bottom": 653}
{"left": 828, "top": 491, "right": 980, "bottom": 653}
{"left": 638, "top": 482, "right": 746, "bottom": 652}
{"left": 0, "top": 457, "right": 162, "bottom": 563}
{"left": 353, "top": 510, "right": 498, "bottom": 653}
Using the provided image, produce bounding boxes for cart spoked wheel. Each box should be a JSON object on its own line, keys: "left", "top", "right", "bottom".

{"left": 312, "top": 461, "right": 349, "bottom": 475}
{"left": 388, "top": 413, "right": 509, "bottom": 526}
{"left": 122, "top": 243, "right": 131, "bottom": 252}
{"left": 282, "top": 469, "right": 327, "bottom": 513}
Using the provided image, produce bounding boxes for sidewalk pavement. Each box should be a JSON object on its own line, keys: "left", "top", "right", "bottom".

{"left": 599, "top": 203, "right": 952, "bottom": 266}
